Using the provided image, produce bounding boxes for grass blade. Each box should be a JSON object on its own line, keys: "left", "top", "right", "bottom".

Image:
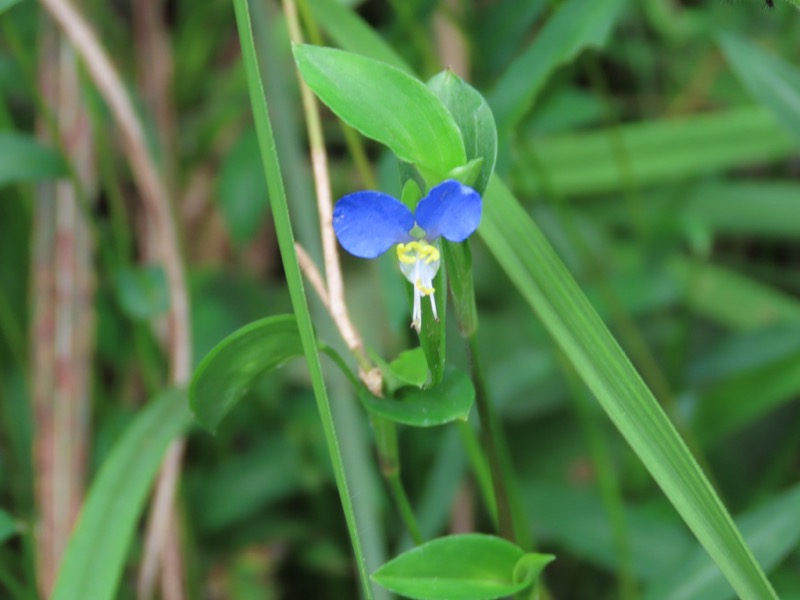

{"left": 306, "top": 0, "right": 411, "bottom": 73}
{"left": 232, "top": 1, "right": 374, "bottom": 596}
{"left": 719, "top": 32, "right": 800, "bottom": 145}
{"left": 644, "top": 483, "right": 800, "bottom": 600}
{"left": 512, "top": 108, "right": 793, "bottom": 198}
{"left": 479, "top": 176, "right": 777, "bottom": 600}
{"left": 488, "top": 0, "right": 626, "bottom": 134}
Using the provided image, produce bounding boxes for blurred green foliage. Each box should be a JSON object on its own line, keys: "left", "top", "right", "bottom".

{"left": 1, "top": 0, "right": 800, "bottom": 598}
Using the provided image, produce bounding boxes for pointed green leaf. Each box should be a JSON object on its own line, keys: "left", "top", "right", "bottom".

{"left": 51, "top": 390, "right": 191, "bottom": 600}
{"left": 293, "top": 44, "right": 466, "bottom": 179}
{"left": 359, "top": 368, "right": 474, "bottom": 427}
{"left": 479, "top": 176, "right": 777, "bottom": 600}
{"left": 190, "top": 315, "right": 304, "bottom": 431}
{"left": 372, "top": 533, "right": 553, "bottom": 600}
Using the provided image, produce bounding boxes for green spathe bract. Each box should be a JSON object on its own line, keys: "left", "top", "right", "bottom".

{"left": 425, "top": 71, "right": 496, "bottom": 336}
{"left": 372, "top": 533, "right": 554, "bottom": 600}
{"left": 427, "top": 70, "right": 497, "bottom": 196}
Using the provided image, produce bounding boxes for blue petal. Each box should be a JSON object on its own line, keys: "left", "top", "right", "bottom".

{"left": 414, "top": 180, "right": 482, "bottom": 242}
{"left": 333, "top": 191, "right": 414, "bottom": 258}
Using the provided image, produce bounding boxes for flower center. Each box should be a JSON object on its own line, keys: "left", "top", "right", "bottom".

{"left": 396, "top": 240, "right": 440, "bottom": 331}
{"left": 397, "top": 240, "right": 440, "bottom": 268}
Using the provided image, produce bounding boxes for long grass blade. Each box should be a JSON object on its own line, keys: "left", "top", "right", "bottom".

{"left": 232, "top": 1, "right": 374, "bottom": 596}
{"left": 479, "top": 176, "right": 777, "bottom": 600}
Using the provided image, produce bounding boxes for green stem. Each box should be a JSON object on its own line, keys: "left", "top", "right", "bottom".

{"left": 465, "top": 334, "right": 516, "bottom": 543}
{"left": 387, "top": 472, "right": 424, "bottom": 546}
{"left": 323, "top": 344, "right": 425, "bottom": 544}
{"left": 456, "top": 421, "right": 497, "bottom": 525}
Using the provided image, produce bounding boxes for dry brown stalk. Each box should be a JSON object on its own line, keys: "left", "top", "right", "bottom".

{"left": 37, "top": 0, "right": 192, "bottom": 598}
{"left": 32, "top": 18, "right": 95, "bottom": 596}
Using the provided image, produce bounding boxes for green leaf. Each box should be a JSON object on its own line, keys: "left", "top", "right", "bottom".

{"left": 668, "top": 257, "right": 800, "bottom": 330}
{"left": 512, "top": 107, "right": 793, "bottom": 198}
{"left": 525, "top": 481, "right": 692, "bottom": 581}
{"left": 488, "top": 0, "right": 626, "bottom": 133}
{"left": 112, "top": 265, "right": 170, "bottom": 321}
{"left": 359, "top": 368, "right": 474, "bottom": 427}
{"left": 691, "top": 326, "right": 800, "bottom": 445}
{"left": 719, "top": 33, "right": 800, "bottom": 145}
{"left": 372, "top": 533, "right": 553, "bottom": 600}
{"left": 217, "top": 129, "right": 269, "bottom": 246}
{"left": 427, "top": 70, "right": 497, "bottom": 195}
{"left": 51, "top": 390, "right": 191, "bottom": 600}
{"left": 596, "top": 181, "right": 800, "bottom": 238}
{"left": 0, "top": 133, "right": 67, "bottom": 187}
{"left": 190, "top": 315, "right": 304, "bottom": 431}
{"left": 293, "top": 44, "right": 466, "bottom": 180}
{"left": 479, "top": 176, "right": 777, "bottom": 600}
{"left": 644, "top": 483, "right": 800, "bottom": 600}
{"left": 683, "top": 181, "right": 800, "bottom": 238}
{"left": 370, "top": 347, "right": 428, "bottom": 394}
{"left": 0, "top": 509, "right": 17, "bottom": 545}
{"left": 188, "top": 436, "right": 303, "bottom": 533}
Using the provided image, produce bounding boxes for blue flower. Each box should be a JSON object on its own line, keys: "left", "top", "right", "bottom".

{"left": 333, "top": 179, "right": 482, "bottom": 330}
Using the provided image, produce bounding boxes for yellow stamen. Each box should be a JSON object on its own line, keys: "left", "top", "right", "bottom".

{"left": 396, "top": 240, "right": 440, "bottom": 264}
{"left": 415, "top": 278, "right": 435, "bottom": 296}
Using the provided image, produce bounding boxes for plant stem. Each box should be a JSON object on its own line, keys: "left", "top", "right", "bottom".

{"left": 456, "top": 421, "right": 497, "bottom": 525}
{"left": 465, "top": 334, "right": 516, "bottom": 543}
{"left": 387, "top": 473, "right": 424, "bottom": 545}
